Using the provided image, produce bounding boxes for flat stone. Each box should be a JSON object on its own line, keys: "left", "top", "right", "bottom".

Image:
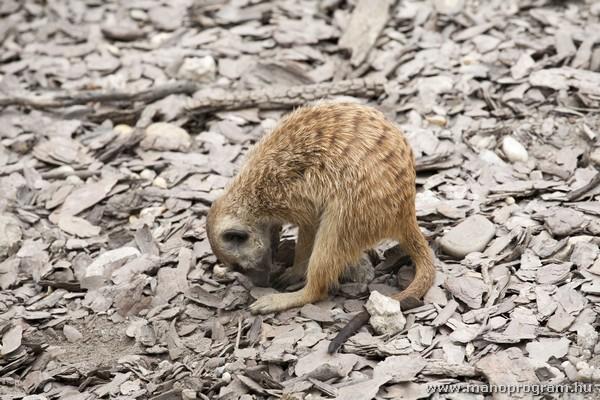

{"left": 439, "top": 215, "right": 496, "bottom": 258}
{"left": 526, "top": 337, "right": 569, "bottom": 363}
{"left": 148, "top": 6, "right": 182, "bottom": 31}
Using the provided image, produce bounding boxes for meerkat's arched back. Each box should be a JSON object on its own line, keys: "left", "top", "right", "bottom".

{"left": 206, "top": 101, "right": 436, "bottom": 349}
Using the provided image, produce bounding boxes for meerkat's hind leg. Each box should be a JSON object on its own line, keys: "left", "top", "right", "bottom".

{"left": 273, "top": 224, "right": 316, "bottom": 289}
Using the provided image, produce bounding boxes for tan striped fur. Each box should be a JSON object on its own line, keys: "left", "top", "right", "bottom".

{"left": 206, "top": 101, "right": 435, "bottom": 314}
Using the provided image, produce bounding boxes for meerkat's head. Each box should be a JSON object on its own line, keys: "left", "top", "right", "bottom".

{"left": 206, "top": 197, "right": 280, "bottom": 287}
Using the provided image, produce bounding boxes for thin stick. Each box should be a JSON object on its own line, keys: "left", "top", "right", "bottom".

{"left": 235, "top": 316, "right": 243, "bottom": 350}
{"left": 565, "top": 171, "right": 600, "bottom": 201}
{"left": 186, "top": 77, "right": 386, "bottom": 115}
{"left": 0, "top": 82, "right": 201, "bottom": 109}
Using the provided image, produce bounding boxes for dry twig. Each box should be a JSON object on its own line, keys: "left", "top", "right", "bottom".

{"left": 186, "top": 78, "right": 387, "bottom": 114}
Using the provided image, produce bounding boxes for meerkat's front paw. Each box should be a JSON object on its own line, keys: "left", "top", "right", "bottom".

{"left": 249, "top": 291, "right": 307, "bottom": 314}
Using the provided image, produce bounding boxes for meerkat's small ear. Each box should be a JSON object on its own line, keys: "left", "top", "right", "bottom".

{"left": 222, "top": 229, "right": 250, "bottom": 244}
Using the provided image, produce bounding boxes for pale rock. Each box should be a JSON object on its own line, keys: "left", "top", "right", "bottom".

{"left": 152, "top": 177, "right": 168, "bottom": 189}
{"left": 141, "top": 122, "right": 192, "bottom": 152}
{"left": 426, "top": 115, "right": 447, "bottom": 127}
{"left": 439, "top": 215, "right": 496, "bottom": 258}
{"left": 178, "top": 56, "right": 216, "bottom": 82}
{"left": 433, "top": 0, "right": 464, "bottom": 14}
{"left": 365, "top": 291, "right": 406, "bottom": 336}
{"left": 502, "top": 136, "right": 528, "bottom": 163}
{"left": 562, "top": 361, "right": 579, "bottom": 381}
{"left": 130, "top": 9, "right": 147, "bottom": 21}
{"left": 212, "top": 265, "right": 229, "bottom": 279}
{"left": 577, "top": 323, "right": 598, "bottom": 350}
{"left": 81, "top": 247, "right": 141, "bottom": 289}
{"left": 526, "top": 337, "right": 569, "bottom": 363}
{"left": 63, "top": 325, "right": 83, "bottom": 342}
{"left": 140, "top": 169, "right": 156, "bottom": 181}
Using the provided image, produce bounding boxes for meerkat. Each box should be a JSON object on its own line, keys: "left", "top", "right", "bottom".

{"left": 206, "top": 101, "right": 436, "bottom": 343}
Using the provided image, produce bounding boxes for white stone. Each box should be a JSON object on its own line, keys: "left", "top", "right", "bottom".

{"left": 502, "top": 136, "right": 529, "bottom": 163}
{"left": 433, "top": 0, "right": 464, "bottom": 15}
{"left": 439, "top": 215, "right": 496, "bottom": 258}
{"left": 152, "top": 177, "right": 168, "bottom": 189}
{"left": 141, "top": 122, "right": 192, "bottom": 152}
{"left": 140, "top": 169, "right": 156, "bottom": 181}
{"left": 213, "top": 265, "right": 229, "bottom": 279}
{"left": 365, "top": 291, "right": 406, "bottom": 336}
{"left": 178, "top": 56, "right": 216, "bottom": 82}
{"left": 114, "top": 124, "right": 133, "bottom": 135}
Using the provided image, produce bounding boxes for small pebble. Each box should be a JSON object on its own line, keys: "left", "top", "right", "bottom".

{"left": 130, "top": 9, "right": 147, "bottom": 21}
{"left": 426, "top": 115, "right": 447, "bottom": 127}
{"left": 178, "top": 56, "right": 216, "bottom": 82}
{"left": 114, "top": 124, "right": 133, "bottom": 135}
{"left": 562, "top": 361, "right": 579, "bottom": 381}
{"left": 213, "top": 265, "right": 228, "bottom": 278}
{"left": 152, "top": 177, "right": 168, "bottom": 189}
{"left": 63, "top": 325, "right": 83, "bottom": 342}
{"left": 502, "top": 136, "right": 528, "bottom": 163}
{"left": 66, "top": 175, "right": 83, "bottom": 185}
{"left": 140, "top": 169, "right": 156, "bottom": 181}
{"left": 142, "top": 122, "right": 192, "bottom": 152}
{"left": 221, "top": 371, "right": 232, "bottom": 384}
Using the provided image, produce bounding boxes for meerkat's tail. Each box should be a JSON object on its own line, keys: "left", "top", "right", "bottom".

{"left": 391, "top": 224, "right": 436, "bottom": 303}
{"left": 328, "top": 223, "right": 435, "bottom": 354}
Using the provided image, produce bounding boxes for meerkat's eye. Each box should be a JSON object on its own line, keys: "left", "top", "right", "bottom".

{"left": 222, "top": 229, "right": 249, "bottom": 244}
